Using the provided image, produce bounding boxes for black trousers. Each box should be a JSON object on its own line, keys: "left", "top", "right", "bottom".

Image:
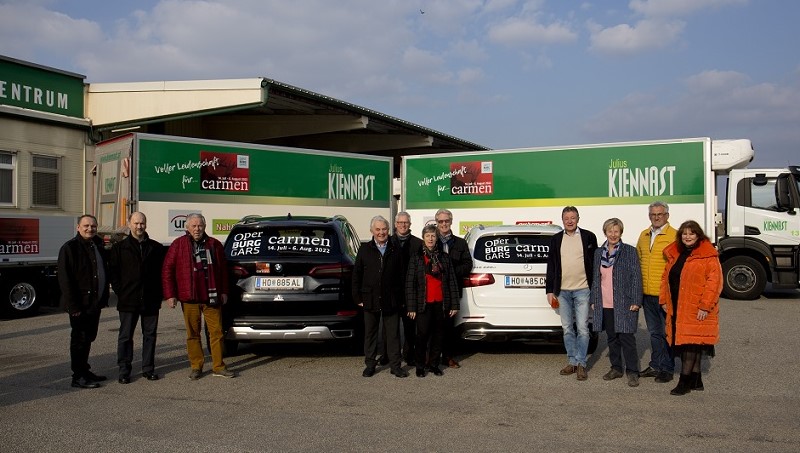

{"left": 415, "top": 302, "right": 444, "bottom": 368}
{"left": 364, "top": 310, "right": 401, "bottom": 368}
{"left": 603, "top": 308, "right": 639, "bottom": 374}
{"left": 402, "top": 314, "right": 416, "bottom": 362}
{"left": 69, "top": 310, "right": 101, "bottom": 379}
{"left": 380, "top": 313, "right": 416, "bottom": 363}
{"left": 117, "top": 310, "right": 159, "bottom": 377}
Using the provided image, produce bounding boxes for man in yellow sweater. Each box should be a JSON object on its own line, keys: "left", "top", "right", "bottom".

{"left": 636, "top": 201, "right": 677, "bottom": 383}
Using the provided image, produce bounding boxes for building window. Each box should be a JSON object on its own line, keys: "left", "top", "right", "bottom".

{"left": 32, "top": 155, "right": 60, "bottom": 207}
{"left": 0, "top": 151, "right": 14, "bottom": 205}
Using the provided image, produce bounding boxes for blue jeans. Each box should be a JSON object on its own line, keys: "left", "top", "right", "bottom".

{"left": 558, "top": 288, "right": 591, "bottom": 367}
{"left": 642, "top": 295, "right": 674, "bottom": 373}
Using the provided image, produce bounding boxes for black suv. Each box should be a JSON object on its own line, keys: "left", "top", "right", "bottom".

{"left": 222, "top": 214, "right": 362, "bottom": 354}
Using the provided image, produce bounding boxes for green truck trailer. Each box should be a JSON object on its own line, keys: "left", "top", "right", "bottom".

{"left": 92, "top": 133, "right": 393, "bottom": 243}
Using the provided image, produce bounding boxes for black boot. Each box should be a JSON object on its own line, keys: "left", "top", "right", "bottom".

{"left": 670, "top": 374, "right": 692, "bottom": 396}
{"left": 691, "top": 371, "right": 704, "bottom": 391}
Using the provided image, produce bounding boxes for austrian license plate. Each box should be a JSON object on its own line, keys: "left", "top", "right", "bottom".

{"left": 255, "top": 277, "right": 304, "bottom": 290}
{"left": 504, "top": 275, "right": 546, "bottom": 288}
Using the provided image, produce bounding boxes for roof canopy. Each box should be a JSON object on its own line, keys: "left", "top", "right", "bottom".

{"left": 87, "top": 78, "right": 487, "bottom": 165}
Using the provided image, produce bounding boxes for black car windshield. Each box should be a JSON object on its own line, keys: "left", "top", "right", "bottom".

{"left": 473, "top": 234, "right": 550, "bottom": 264}
{"left": 226, "top": 226, "right": 341, "bottom": 258}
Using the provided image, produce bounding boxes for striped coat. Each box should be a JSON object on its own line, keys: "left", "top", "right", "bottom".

{"left": 590, "top": 242, "right": 643, "bottom": 334}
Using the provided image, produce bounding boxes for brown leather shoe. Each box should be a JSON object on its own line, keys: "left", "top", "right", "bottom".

{"left": 576, "top": 365, "right": 588, "bottom": 381}
{"left": 560, "top": 364, "right": 577, "bottom": 375}
{"left": 447, "top": 358, "right": 461, "bottom": 369}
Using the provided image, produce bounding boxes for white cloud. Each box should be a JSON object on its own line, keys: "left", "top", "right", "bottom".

{"left": 448, "top": 39, "right": 489, "bottom": 62}
{"left": 488, "top": 16, "right": 577, "bottom": 46}
{"left": 629, "top": 0, "right": 748, "bottom": 18}
{"left": 588, "top": 19, "right": 684, "bottom": 55}
{"left": 0, "top": 3, "right": 103, "bottom": 66}
{"left": 582, "top": 69, "right": 800, "bottom": 166}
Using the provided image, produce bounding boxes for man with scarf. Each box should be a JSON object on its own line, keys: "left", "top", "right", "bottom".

{"left": 434, "top": 208, "right": 472, "bottom": 369}
{"left": 162, "top": 213, "right": 234, "bottom": 380}
{"left": 387, "top": 211, "right": 423, "bottom": 366}
{"left": 58, "top": 214, "right": 110, "bottom": 389}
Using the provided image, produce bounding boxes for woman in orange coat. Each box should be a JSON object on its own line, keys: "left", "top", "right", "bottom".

{"left": 659, "top": 220, "right": 722, "bottom": 396}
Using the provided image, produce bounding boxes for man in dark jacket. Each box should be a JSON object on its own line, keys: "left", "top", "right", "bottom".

{"left": 384, "top": 211, "right": 423, "bottom": 366}
{"left": 545, "top": 206, "right": 598, "bottom": 381}
{"left": 352, "top": 215, "right": 407, "bottom": 378}
{"left": 109, "top": 212, "right": 165, "bottom": 384}
{"left": 435, "top": 208, "right": 472, "bottom": 369}
{"left": 58, "top": 214, "right": 110, "bottom": 389}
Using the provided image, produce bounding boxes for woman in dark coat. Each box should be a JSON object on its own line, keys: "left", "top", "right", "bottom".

{"left": 406, "top": 224, "right": 460, "bottom": 377}
{"left": 590, "top": 218, "right": 643, "bottom": 387}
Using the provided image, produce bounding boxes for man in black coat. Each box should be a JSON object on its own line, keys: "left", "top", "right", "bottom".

{"left": 352, "top": 215, "right": 407, "bottom": 378}
{"left": 109, "top": 212, "right": 166, "bottom": 384}
{"left": 435, "top": 208, "right": 473, "bottom": 369}
{"left": 389, "top": 211, "right": 423, "bottom": 366}
{"left": 58, "top": 214, "right": 110, "bottom": 389}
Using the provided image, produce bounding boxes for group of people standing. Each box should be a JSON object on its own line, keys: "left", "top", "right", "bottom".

{"left": 58, "top": 212, "right": 234, "bottom": 389}
{"left": 59, "top": 203, "right": 721, "bottom": 394}
{"left": 546, "top": 202, "right": 723, "bottom": 395}
{"left": 352, "top": 209, "right": 472, "bottom": 378}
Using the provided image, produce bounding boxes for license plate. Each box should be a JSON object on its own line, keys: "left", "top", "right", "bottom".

{"left": 255, "top": 277, "right": 304, "bottom": 290}
{"left": 504, "top": 275, "right": 546, "bottom": 288}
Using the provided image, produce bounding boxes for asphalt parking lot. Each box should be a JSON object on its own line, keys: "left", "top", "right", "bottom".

{"left": 2, "top": 288, "right": 799, "bottom": 453}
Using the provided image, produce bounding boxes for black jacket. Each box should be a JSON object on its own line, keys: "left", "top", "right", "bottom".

{"left": 352, "top": 239, "right": 404, "bottom": 312}
{"left": 110, "top": 233, "right": 166, "bottom": 314}
{"left": 391, "top": 233, "right": 424, "bottom": 284}
{"left": 545, "top": 228, "right": 599, "bottom": 295}
{"left": 58, "top": 234, "right": 110, "bottom": 314}
{"left": 438, "top": 234, "right": 473, "bottom": 293}
{"left": 405, "top": 247, "right": 460, "bottom": 313}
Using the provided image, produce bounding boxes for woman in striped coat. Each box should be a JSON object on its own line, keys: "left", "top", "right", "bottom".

{"left": 590, "top": 218, "right": 643, "bottom": 387}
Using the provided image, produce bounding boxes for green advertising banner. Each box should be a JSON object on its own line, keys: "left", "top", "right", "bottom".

{"left": 0, "top": 57, "right": 85, "bottom": 118}
{"left": 404, "top": 141, "right": 706, "bottom": 209}
{"left": 137, "top": 137, "right": 392, "bottom": 208}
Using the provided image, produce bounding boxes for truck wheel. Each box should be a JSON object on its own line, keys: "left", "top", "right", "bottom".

{"left": 3, "top": 280, "right": 41, "bottom": 318}
{"left": 722, "top": 256, "right": 766, "bottom": 300}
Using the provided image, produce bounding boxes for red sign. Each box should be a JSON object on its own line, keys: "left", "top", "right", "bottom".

{"left": 200, "top": 151, "right": 250, "bottom": 192}
{"left": 450, "top": 161, "right": 493, "bottom": 196}
{"left": 0, "top": 218, "right": 40, "bottom": 255}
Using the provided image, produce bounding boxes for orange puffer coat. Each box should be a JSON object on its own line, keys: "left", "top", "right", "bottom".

{"left": 659, "top": 239, "right": 722, "bottom": 346}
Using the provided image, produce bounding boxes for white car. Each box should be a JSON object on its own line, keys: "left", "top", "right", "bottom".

{"left": 456, "top": 224, "right": 598, "bottom": 351}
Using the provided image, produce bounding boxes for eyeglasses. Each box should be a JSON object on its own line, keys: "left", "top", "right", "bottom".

{"left": 649, "top": 213, "right": 667, "bottom": 217}
{"left": 396, "top": 221, "right": 410, "bottom": 225}
{"left": 436, "top": 219, "right": 452, "bottom": 224}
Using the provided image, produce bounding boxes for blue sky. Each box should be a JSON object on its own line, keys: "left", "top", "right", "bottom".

{"left": 1, "top": 0, "right": 798, "bottom": 167}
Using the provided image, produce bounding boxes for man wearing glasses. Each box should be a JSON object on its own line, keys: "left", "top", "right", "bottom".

{"left": 434, "top": 209, "right": 472, "bottom": 368}
{"left": 636, "top": 201, "right": 677, "bottom": 383}
{"left": 388, "top": 212, "right": 424, "bottom": 366}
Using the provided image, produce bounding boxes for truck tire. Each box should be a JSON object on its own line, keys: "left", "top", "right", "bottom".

{"left": 722, "top": 256, "right": 766, "bottom": 300}
{"left": 2, "top": 279, "right": 41, "bottom": 318}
